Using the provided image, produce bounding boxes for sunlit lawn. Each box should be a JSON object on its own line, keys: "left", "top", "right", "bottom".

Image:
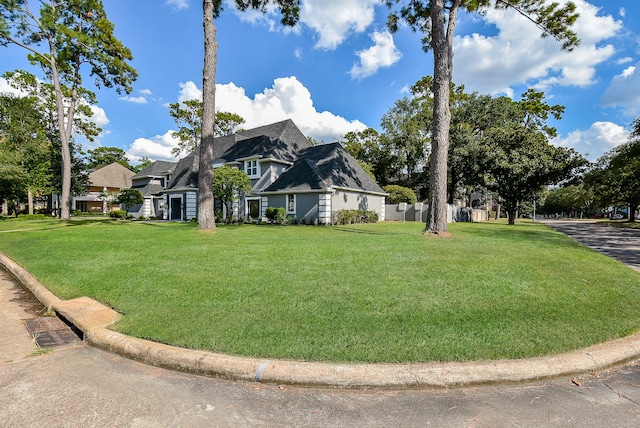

{"left": 1, "top": 217, "right": 640, "bottom": 363}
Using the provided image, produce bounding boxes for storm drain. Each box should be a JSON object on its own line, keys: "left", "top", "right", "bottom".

{"left": 23, "top": 317, "right": 81, "bottom": 348}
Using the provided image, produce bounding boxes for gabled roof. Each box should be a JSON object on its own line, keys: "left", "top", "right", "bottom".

{"left": 165, "top": 119, "right": 311, "bottom": 191}
{"left": 132, "top": 160, "right": 176, "bottom": 179}
{"left": 131, "top": 182, "right": 164, "bottom": 198}
{"left": 166, "top": 152, "right": 199, "bottom": 190}
{"left": 213, "top": 119, "right": 311, "bottom": 161}
{"left": 263, "top": 143, "right": 386, "bottom": 195}
{"left": 88, "top": 162, "right": 134, "bottom": 188}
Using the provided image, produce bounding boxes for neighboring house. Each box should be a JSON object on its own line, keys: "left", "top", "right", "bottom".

{"left": 129, "top": 161, "right": 177, "bottom": 218}
{"left": 72, "top": 162, "right": 134, "bottom": 213}
{"left": 163, "top": 119, "right": 387, "bottom": 223}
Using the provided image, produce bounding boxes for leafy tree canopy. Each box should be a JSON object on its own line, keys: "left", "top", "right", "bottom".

{"left": 87, "top": 146, "right": 132, "bottom": 170}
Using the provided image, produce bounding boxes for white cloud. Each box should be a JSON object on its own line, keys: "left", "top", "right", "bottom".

{"left": 128, "top": 76, "right": 367, "bottom": 161}
{"left": 350, "top": 31, "right": 402, "bottom": 79}
{"left": 553, "top": 121, "right": 629, "bottom": 161}
{"left": 119, "top": 95, "right": 148, "bottom": 104}
{"left": 166, "top": 0, "right": 188, "bottom": 10}
{"left": 139, "top": 88, "right": 153, "bottom": 96}
{"left": 215, "top": 76, "right": 366, "bottom": 142}
{"left": 229, "top": 0, "right": 379, "bottom": 50}
{"left": 300, "top": 0, "right": 378, "bottom": 50}
{"left": 88, "top": 104, "right": 109, "bottom": 128}
{"left": 452, "top": 0, "right": 622, "bottom": 95}
{"left": 601, "top": 62, "right": 640, "bottom": 116}
{"left": 177, "top": 81, "right": 202, "bottom": 102}
{"left": 127, "top": 130, "right": 181, "bottom": 163}
{"left": 0, "top": 77, "right": 25, "bottom": 96}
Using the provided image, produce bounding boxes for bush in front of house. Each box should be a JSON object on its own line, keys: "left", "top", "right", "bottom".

{"left": 334, "top": 209, "right": 379, "bottom": 225}
{"left": 16, "top": 213, "right": 46, "bottom": 220}
{"left": 383, "top": 185, "right": 418, "bottom": 204}
{"left": 109, "top": 209, "right": 127, "bottom": 219}
{"left": 265, "top": 207, "right": 286, "bottom": 224}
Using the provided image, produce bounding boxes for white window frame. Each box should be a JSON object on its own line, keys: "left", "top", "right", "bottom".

{"left": 286, "top": 194, "right": 296, "bottom": 214}
{"left": 245, "top": 159, "right": 260, "bottom": 178}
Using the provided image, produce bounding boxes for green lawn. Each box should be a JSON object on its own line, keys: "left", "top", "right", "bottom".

{"left": 1, "top": 218, "right": 640, "bottom": 363}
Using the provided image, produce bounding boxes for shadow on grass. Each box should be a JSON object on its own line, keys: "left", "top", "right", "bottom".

{"left": 333, "top": 225, "right": 408, "bottom": 236}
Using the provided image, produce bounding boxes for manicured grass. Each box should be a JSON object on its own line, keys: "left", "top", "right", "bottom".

{"left": 1, "top": 218, "right": 640, "bottom": 363}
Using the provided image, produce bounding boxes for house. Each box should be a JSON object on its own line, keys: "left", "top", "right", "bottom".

{"left": 163, "top": 119, "right": 387, "bottom": 223}
{"left": 129, "top": 161, "right": 177, "bottom": 218}
{"left": 72, "top": 162, "right": 135, "bottom": 213}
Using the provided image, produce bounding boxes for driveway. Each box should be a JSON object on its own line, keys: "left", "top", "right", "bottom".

{"left": 540, "top": 220, "right": 640, "bottom": 272}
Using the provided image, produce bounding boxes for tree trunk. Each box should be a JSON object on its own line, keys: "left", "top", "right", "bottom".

{"left": 27, "top": 188, "right": 34, "bottom": 215}
{"left": 198, "top": 0, "right": 217, "bottom": 230}
{"left": 425, "top": 0, "right": 458, "bottom": 235}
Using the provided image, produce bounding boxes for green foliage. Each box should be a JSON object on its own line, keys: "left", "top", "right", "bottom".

{"left": 585, "top": 130, "right": 640, "bottom": 220}
{"left": 0, "top": 1, "right": 137, "bottom": 219}
{"left": 341, "top": 128, "right": 396, "bottom": 186}
{"left": 115, "top": 189, "right": 143, "bottom": 214}
{"left": 540, "top": 184, "right": 595, "bottom": 218}
{"left": 265, "top": 207, "right": 286, "bottom": 224}
{"left": 16, "top": 214, "right": 46, "bottom": 220}
{"left": 133, "top": 157, "right": 153, "bottom": 173}
{"left": 383, "top": 185, "right": 418, "bottom": 204}
{"left": 0, "top": 93, "right": 52, "bottom": 211}
{"left": 108, "top": 209, "right": 127, "bottom": 219}
{"left": 384, "top": 0, "right": 580, "bottom": 234}
{"left": 334, "top": 209, "right": 379, "bottom": 225}
{"left": 212, "top": 165, "right": 252, "bottom": 223}
{"left": 87, "top": 147, "right": 132, "bottom": 170}
{"left": 169, "top": 98, "right": 246, "bottom": 156}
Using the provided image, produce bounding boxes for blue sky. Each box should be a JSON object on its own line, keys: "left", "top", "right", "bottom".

{"left": 1, "top": 0, "right": 639, "bottom": 165}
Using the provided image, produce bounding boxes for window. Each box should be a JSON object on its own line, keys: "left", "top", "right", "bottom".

{"left": 287, "top": 194, "right": 296, "bottom": 214}
{"left": 245, "top": 159, "right": 259, "bottom": 178}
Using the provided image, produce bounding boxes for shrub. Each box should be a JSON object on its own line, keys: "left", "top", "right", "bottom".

{"left": 334, "top": 209, "right": 379, "bottom": 225}
{"left": 265, "top": 207, "right": 286, "bottom": 224}
{"left": 17, "top": 213, "right": 46, "bottom": 220}
{"left": 383, "top": 185, "right": 417, "bottom": 204}
{"left": 109, "top": 210, "right": 127, "bottom": 219}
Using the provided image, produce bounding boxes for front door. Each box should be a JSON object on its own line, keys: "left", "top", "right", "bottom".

{"left": 247, "top": 199, "right": 260, "bottom": 221}
{"left": 170, "top": 197, "right": 182, "bottom": 220}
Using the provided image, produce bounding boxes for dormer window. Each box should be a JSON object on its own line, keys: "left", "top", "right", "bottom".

{"left": 245, "top": 159, "right": 260, "bottom": 178}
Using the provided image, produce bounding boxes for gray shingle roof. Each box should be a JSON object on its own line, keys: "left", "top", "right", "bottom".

{"left": 166, "top": 152, "right": 199, "bottom": 190}
{"left": 132, "top": 160, "right": 176, "bottom": 179}
{"left": 165, "top": 119, "right": 311, "bottom": 191}
{"left": 131, "top": 182, "right": 164, "bottom": 197}
{"left": 263, "top": 143, "right": 386, "bottom": 194}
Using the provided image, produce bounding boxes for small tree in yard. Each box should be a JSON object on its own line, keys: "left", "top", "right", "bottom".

{"left": 383, "top": 185, "right": 418, "bottom": 204}
{"left": 212, "top": 165, "right": 251, "bottom": 224}
{"left": 116, "top": 189, "right": 143, "bottom": 216}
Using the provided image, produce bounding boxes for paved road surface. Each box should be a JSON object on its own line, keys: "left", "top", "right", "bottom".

{"left": 2, "top": 221, "right": 640, "bottom": 427}
{"left": 541, "top": 220, "right": 640, "bottom": 272}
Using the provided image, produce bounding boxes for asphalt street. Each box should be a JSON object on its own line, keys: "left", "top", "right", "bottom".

{"left": 2, "top": 220, "right": 640, "bottom": 427}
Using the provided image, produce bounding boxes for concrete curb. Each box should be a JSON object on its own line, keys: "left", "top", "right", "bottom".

{"left": 3, "top": 251, "right": 640, "bottom": 389}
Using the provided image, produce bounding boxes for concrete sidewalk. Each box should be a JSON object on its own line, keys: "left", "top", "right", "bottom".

{"left": 2, "top": 247, "right": 640, "bottom": 390}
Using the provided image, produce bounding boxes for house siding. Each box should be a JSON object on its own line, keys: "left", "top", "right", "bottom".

{"left": 295, "top": 194, "right": 320, "bottom": 223}
{"left": 185, "top": 192, "right": 197, "bottom": 220}
{"left": 331, "top": 189, "right": 385, "bottom": 221}
{"left": 318, "top": 193, "right": 332, "bottom": 225}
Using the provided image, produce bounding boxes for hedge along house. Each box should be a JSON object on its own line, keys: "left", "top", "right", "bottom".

{"left": 163, "top": 119, "right": 387, "bottom": 223}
